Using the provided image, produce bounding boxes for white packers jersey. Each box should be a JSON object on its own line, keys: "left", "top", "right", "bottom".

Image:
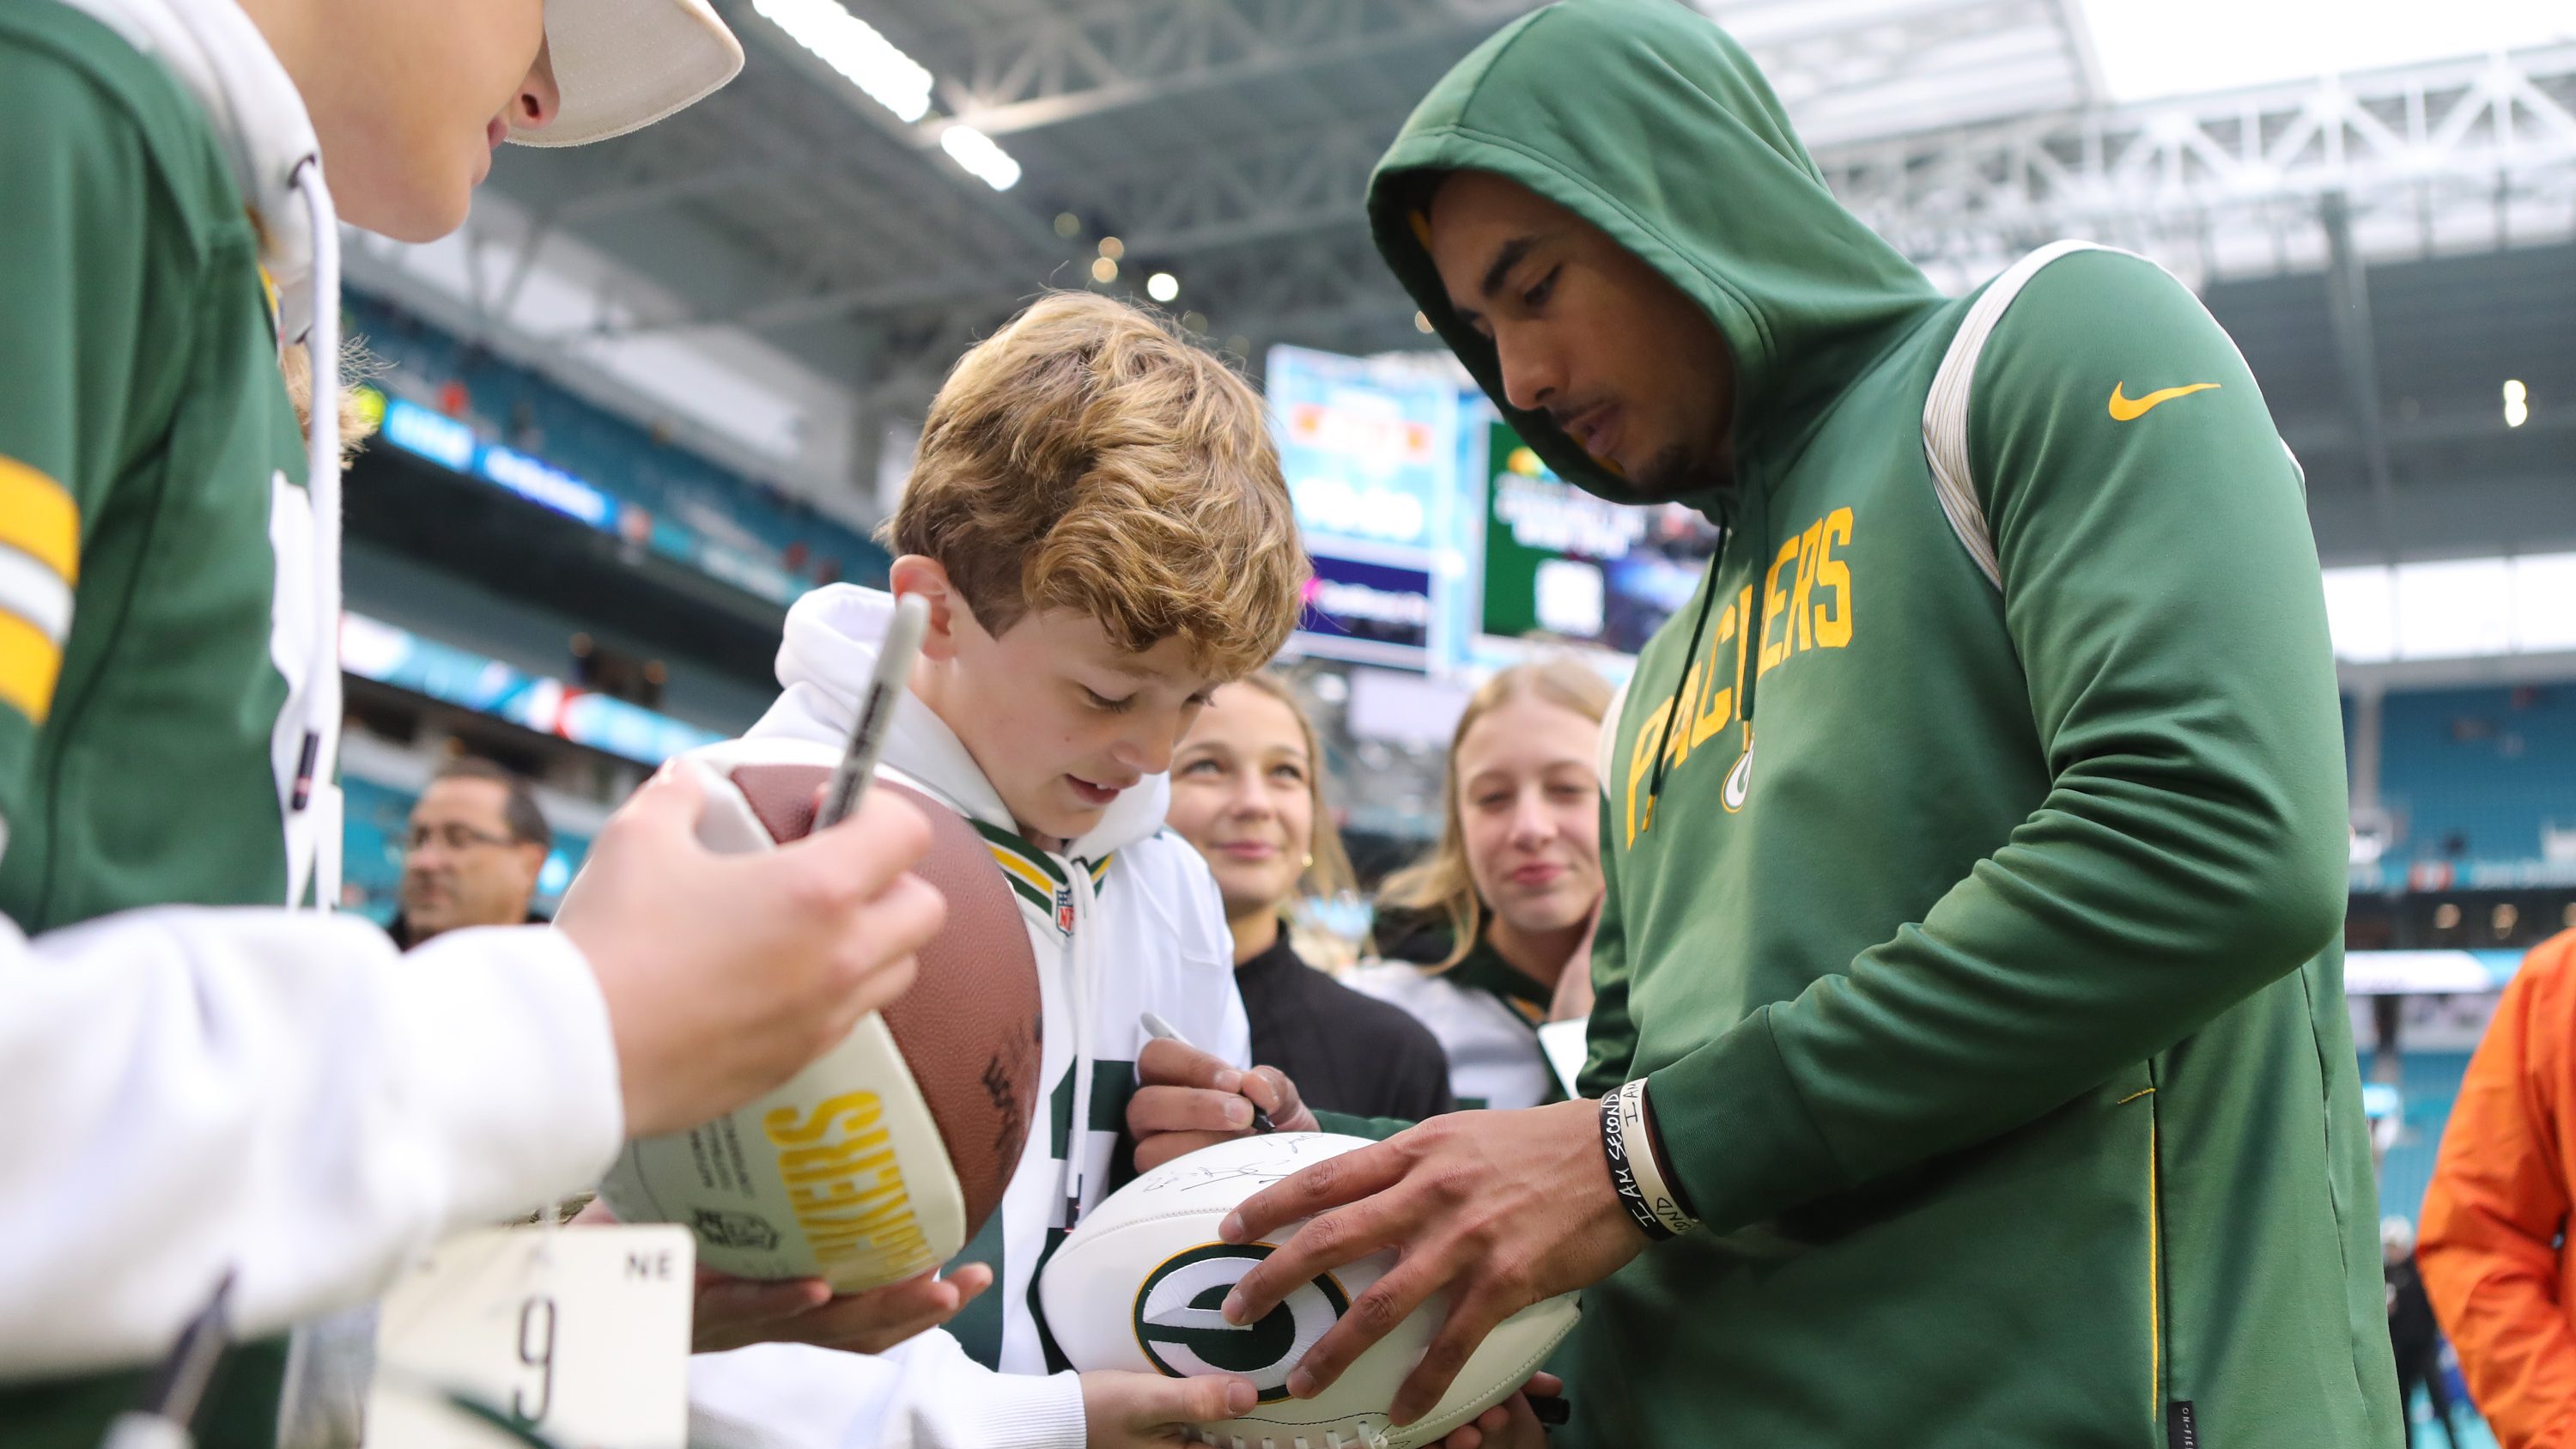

{"left": 1346, "top": 954, "right": 1561, "bottom": 1112}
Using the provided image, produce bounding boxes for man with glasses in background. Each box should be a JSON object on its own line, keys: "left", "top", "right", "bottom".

{"left": 392, "top": 758, "right": 555, "bottom": 947}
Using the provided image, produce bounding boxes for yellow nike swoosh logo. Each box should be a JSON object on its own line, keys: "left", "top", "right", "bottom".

{"left": 2108, "top": 381, "right": 2220, "bottom": 421}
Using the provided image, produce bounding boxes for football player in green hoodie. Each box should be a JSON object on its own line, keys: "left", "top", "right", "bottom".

{"left": 1211, "top": 3, "right": 2402, "bottom": 1445}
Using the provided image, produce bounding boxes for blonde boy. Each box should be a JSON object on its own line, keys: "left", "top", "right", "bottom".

{"left": 687, "top": 293, "right": 1323, "bottom": 1449}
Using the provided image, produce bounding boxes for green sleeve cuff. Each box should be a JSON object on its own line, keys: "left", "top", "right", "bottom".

{"left": 1311, "top": 1111, "right": 1413, "bottom": 1142}
{"left": 1643, "top": 1006, "right": 1848, "bottom": 1234}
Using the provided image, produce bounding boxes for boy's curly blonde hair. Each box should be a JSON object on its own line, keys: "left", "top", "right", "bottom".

{"left": 884, "top": 293, "right": 1306, "bottom": 679}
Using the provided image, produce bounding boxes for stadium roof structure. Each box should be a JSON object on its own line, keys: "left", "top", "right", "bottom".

{"left": 345, "top": 0, "right": 2576, "bottom": 563}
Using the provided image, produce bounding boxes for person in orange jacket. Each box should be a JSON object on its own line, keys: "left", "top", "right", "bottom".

{"left": 2419, "top": 927, "right": 2576, "bottom": 1448}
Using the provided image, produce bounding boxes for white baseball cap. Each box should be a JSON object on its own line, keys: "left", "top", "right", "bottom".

{"left": 510, "top": 0, "right": 745, "bottom": 149}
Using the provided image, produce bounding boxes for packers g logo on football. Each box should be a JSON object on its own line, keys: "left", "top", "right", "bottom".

{"left": 1132, "top": 1243, "right": 1349, "bottom": 1402}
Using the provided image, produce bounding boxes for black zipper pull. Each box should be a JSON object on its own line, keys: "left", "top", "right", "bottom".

{"left": 289, "top": 729, "right": 320, "bottom": 811}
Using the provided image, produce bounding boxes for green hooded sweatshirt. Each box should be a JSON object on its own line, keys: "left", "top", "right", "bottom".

{"left": 1367, "top": 3, "right": 2401, "bottom": 1446}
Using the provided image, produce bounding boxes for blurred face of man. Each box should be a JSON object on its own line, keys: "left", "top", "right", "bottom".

{"left": 1426, "top": 170, "right": 1737, "bottom": 496}
{"left": 399, "top": 776, "right": 547, "bottom": 942}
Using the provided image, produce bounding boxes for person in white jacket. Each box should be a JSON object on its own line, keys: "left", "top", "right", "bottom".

{"left": 0, "top": 2, "right": 940, "bottom": 1444}
{"left": 1346, "top": 660, "right": 1617, "bottom": 1111}
{"left": 684, "top": 294, "right": 1327, "bottom": 1449}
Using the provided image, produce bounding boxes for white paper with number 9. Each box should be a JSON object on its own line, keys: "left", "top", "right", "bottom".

{"left": 366, "top": 1225, "right": 695, "bottom": 1449}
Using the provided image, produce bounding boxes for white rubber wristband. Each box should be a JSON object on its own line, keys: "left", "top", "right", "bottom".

{"left": 1615, "top": 1079, "right": 1698, "bottom": 1237}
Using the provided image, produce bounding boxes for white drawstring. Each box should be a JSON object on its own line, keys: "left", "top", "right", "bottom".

{"left": 1062, "top": 855, "right": 1100, "bottom": 1228}
{"left": 289, "top": 155, "right": 343, "bottom": 912}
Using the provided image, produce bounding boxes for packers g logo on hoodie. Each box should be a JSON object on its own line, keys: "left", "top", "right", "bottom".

{"left": 1133, "top": 1244, "right": 1350, "bottom": 1401}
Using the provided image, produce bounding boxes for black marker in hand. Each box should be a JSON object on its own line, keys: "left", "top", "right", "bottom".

{"left": 1140, "top": 1011, "right": 1274, "bottom": 1133}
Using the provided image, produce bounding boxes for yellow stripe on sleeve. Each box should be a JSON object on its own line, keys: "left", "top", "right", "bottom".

{"left": 987, "top": 846, "right": 1054, "bottom": 897}
{"left": 0, "top": 458, "right": 79, "bottom": 584}
{"left": 0, "top": 609, "right": 64, "bottom": 723}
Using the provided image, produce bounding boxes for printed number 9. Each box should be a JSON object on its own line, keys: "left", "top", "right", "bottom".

{"left": 513, "top": 1295, "right": 556, "bottom": 1424}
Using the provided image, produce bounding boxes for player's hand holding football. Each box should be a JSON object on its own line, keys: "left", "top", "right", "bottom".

{"left": 555, "top": 762, "right": 945, "bottom": 1137}
{"left": 1217, "top": 1102, "right": 1649, "bottom": 1428}
{"left": 1127, "top": 1038, "right": 1320, "bottom": 1174}
{"left": 1080, "top": 1369, "right": 1260, "bottom": 1446}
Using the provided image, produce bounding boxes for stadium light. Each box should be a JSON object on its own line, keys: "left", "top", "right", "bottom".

{"left": 1147, "top": 271, "right": 1180, "bottom": 302}
{"left": 1091, "top": 256, "right": 1119, "bottom": 284}
{"left": 2506, "top": 378, "right": 2530, "bottom": 428}
{"left": 752, "top": 0, "right": 933, "bottom": 122}
{"left": 939, "top": 123, "right": 1023, "bottom": 191}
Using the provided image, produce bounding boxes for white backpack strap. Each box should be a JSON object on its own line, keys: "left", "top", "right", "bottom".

{"left": 1597, "top": 673, "right": 1632, "bottom": 794}
{"left": 1921, "top": 240, "right": 2112, "bottom": 592}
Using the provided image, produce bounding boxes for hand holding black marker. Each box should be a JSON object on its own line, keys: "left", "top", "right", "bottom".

{"left": 1141, "top": 1011, "right": 1276, "bottom": 1133}
{"left": 817, "top": 594, "right": 929, "bottom": 830}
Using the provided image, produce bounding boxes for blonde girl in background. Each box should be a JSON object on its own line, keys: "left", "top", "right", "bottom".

{"left": 1166, "top": 673, "right": 1455, "bottom": 1122}
{"left": 1352, "top": 660, "right": 1613, "bottom": 1110}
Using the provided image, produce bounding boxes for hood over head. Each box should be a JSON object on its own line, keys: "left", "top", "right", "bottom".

{"left": 750, "top": 584, "right": 1174, "bottom": 861}
{"left": 1367, "top": 0, "right": 1943, "bottom": 505}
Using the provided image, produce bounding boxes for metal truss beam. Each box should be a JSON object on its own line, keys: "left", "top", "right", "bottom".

{"left": 857, "top": 305, "right": 1018, "bottom": 418}
{"left": 522, "top": 82, "right": 1084, "bottom": 345}
{"left": 933, "top": 0, "right": 1530, "bottom": 139}
{"left": 1747, "top": 0, "right": 2060, "bottom": 111}
{"left": 1704, "top": 0, "right": 2022, "bottom": 51}
{"left": 730, "top": 0, "right": 1072, "bottom": 259}
{"left": 1167, "top": 253, "right": 1420, "bottom": 367}
{"left": 1817, "top": 44, "right": 2576, "bottom": 289}
{"left": 849, "top": 227, "right": 1424, "bottom": 427}
{"left": 1091, "top": 123, "right": 1394, "bottom": 257}
{"left": 1027, "top": 0, "right": 2093, "bottom": 290}
{"left": 550, "top": 161, "right": 796, "bottom": 223}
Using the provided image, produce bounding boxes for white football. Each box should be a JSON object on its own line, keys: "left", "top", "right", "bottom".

{"left": 1039, "top": 1133, "right": 1579, "bottom": 1449}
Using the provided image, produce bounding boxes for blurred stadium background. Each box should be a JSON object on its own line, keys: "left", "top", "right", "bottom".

{"left": 338, "top": 3, "right": 2573, "bottom": 1438}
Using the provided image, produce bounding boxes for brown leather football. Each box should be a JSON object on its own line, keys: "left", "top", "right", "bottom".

{"left": 728, "top": 764, "right": 1042, "bottom": 1251}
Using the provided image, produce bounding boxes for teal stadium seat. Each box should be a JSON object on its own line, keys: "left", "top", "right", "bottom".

{"left": 2375, "top": 687, "right": 2576, "bottom": 873}
{"left": 2372, "top": 1050, "right": 2476, "bottom": 1222}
